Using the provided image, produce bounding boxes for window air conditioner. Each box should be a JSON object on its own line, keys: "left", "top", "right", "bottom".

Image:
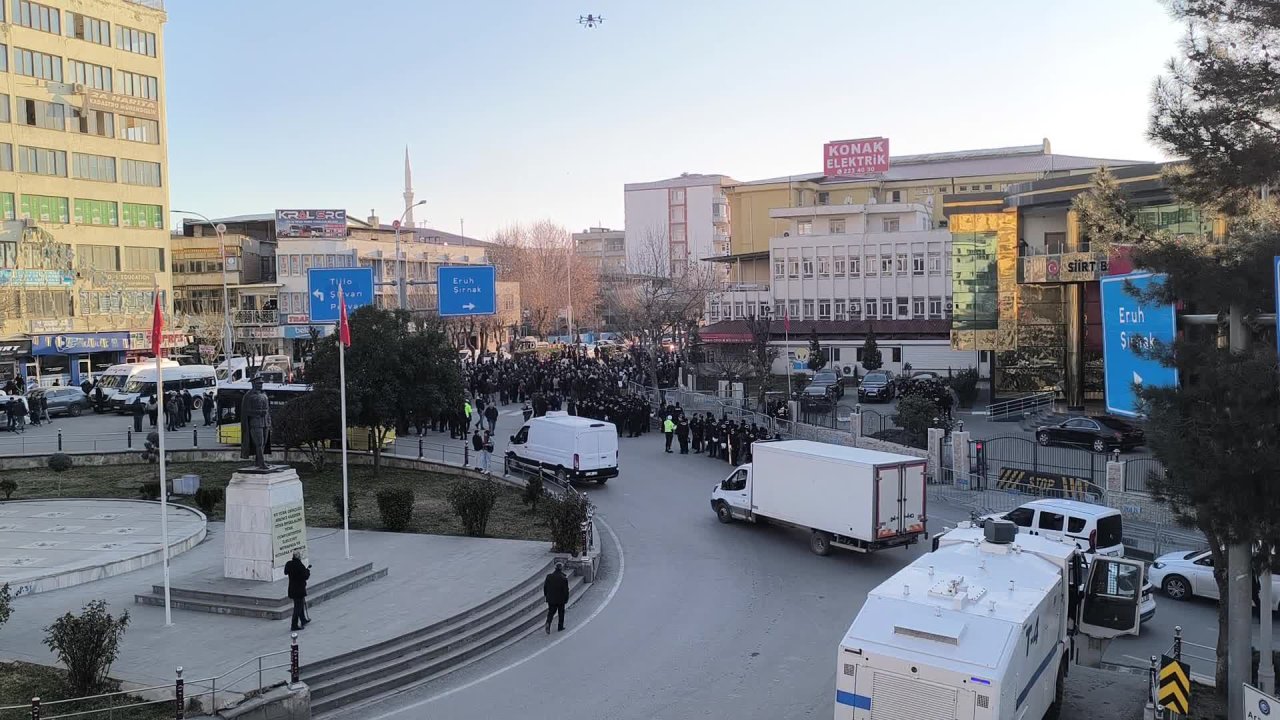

{"left": 945, "top": 302, "right": 954, "bottom": 312}
{"left": 73, "top": 84, "right": 86, "bottom": 94}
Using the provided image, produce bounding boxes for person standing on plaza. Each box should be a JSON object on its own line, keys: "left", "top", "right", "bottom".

{"left": 484, "top": 402, "right": 499, "bottom": 433}
{"left": 202, "top": 391, "right": 215, "bottom": 426}
{"left": 165, "top": 393, "right": 179, "bottom": 432}
{"left": 463, "top": 398, "right": 474, "bottom": 432}
{"left": 676, "top": 415, "right": 690, "bottom": 454}
{"left": 543, "top": 562, "right": 570, "bottom": 633}
{"left": 471, "top": 428, "right": 484, "bottom": 470}
{"left": 482, "top": 430, "right": 494, "bottom": 475}
{"left": 663, "top": 415, "right": 676, "bottom": 453}
{"left": 146, "top": 395, "right": 158, "bottom": 427}
{"left": 285, "top": 551, "right": 311, "bottom": 632}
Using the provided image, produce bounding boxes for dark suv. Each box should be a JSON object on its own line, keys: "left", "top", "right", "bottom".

{"left": 857, "top": 371, "right": 896, "bottom": 403}
{"left": 809, "top": 370, "right": 844, "bottom": 399}
{"left": 800, "top": 384, "right": 836, "bottom": 411}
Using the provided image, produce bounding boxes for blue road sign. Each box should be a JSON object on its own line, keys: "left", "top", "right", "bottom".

{"left": 1100, "top": 272, "right": 1178, "bottom": 417}
{"left": 437, "top": 265, "right": 497, "bottom": 317}
{"left": 307, "top": 267, "right": 375, "bottom": 323}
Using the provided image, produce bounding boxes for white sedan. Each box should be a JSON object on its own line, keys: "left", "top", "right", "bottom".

{"left": 1148, "top": 549, "right": 1280, "bottom": 610}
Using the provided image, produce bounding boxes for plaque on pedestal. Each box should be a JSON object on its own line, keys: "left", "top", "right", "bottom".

{"left": 223, "top": 465, "right": 308, "bottom": 582}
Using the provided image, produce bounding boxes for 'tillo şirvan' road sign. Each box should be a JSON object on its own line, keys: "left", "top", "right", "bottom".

{"left": 307, "top": 267, "right": 375, "bottom": 323}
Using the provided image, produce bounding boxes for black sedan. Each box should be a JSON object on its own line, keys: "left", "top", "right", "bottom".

{"left": 1036, "top": 415, "right": 1145, "bottom": 453}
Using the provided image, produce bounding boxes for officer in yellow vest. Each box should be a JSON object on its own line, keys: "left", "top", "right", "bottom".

{"left": 663, "top": 415, "right": 676, "bottom": 453}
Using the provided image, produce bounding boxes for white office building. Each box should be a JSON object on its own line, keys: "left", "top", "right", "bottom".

{"left": 623, "top": 173, "right": 734, "bottom": 277}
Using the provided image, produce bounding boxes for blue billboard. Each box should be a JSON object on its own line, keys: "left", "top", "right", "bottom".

{"left": 1100, "top": 272, "right": 1178, "bottom": 417}
{"left": 437, "top": 265, "right": 496, "bottom": 317}
{"left": 307, "top": 267, "right": 375, "bottom": 323}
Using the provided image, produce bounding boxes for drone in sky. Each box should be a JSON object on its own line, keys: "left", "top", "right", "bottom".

{"left": 578, "top": 14, "right": 604, "bottom": 28}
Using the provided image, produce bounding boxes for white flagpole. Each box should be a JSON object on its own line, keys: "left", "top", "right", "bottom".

{"left": 156, "top": 338, "right": 172, "bottom": 626}
{"left": 339, "top": 326, "right": 350, "bottom": 560}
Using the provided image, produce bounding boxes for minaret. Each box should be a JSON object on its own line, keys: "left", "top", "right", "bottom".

{"left": 403, "top": 146, "right": 416, "bottom": 228}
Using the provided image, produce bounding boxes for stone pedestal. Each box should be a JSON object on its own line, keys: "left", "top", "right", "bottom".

{"left": 224, "top": 466, "right": 308, "bottom": 582}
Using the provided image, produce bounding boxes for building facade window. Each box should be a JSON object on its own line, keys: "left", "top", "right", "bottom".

{"left": 895, "top": 297, "right": 908, "bottom": 317}
{"left": 71, "top": 107, "right": 113, "bottom": 137}
{"left": 802, "top": 299, "right": 814, "bottom": 319}
{"left": 18, "top": 145, "right": 66, "bottom": 176}
{"left": 802, "top": 257, "right": 814, "bottom": 278}
{"left": 889, "top": 190, "right": 902, "bottom": 203}
{"left": 912, "top": 298, "right": 925, "bottom": 317}
{"left": 668, "top": 188, "right": 684, "bottom": 203}
{"left": 0, "top": 143, "right": 10, "bottom": 172}
{"left": 833, "top": 299, "right": 846, "bottom": 320}
{"left": 833, "top": 256, "right": 845, "bottom": 276}
{"left": 912, "top": 253, "right": 925, "bottom": 275}
{"left": 72, "top": 152, "right": 116, "bottom": 182}
{"left": 865, "top": 300, "right": 877, "bottom": 319}
{"left": 880, "top": 256, "right": 893, "bottom": 275}
{"left": 895, "top": 253, "right": 908, "bottom": 274}
{"left": 0, "top": 94, "right": 8, "bottom": 123}
{"left": 829, "top": 218, "right": 846, "bottom": 234}
{"left": 881, "top": 299, "right": 893, "bottom": 318}
{"left": 18, "top": 98, "right": 65, "bottom": 131}
{"left": 117, "top": 70, "right": 159, "bottom": 100}
{"left": 13, "top": 1, "right": 60, "bottom": 33}
{"left": 818, "top": 299, "right": 831, "bottom": 319}
{"left": 116, "top": 25, "right": 157, "bottom": 57}
{"left": 19, "top": 194, "right": 69, "bottom": 223}
{"left": 817, "top": 256, "right": 830, "bottom": 277}
{"left": 929, "top": 298, "right": 943, "bottom": 318}
{"left": 787, "top": 258, "right": 799, "bottom": 278}
{"left": 120, "top": 202, "right": 163, "bottom": 229}
{"left": 817, "top": 191, "right": 829, "bottom": 205}
{"left": 123, "top": 246, "right": 163, "bottom": 271}
{"left": 67, "top": 11, "right": 110, "bottom": 45}
{"left": 883, "top": 217, "right": 900, "bottom": 232}
{"left": 849, "top": 256, "right": 861, "bottom": 277}
{"left": 788, "top": 300, "right": 800, "bottom": 319}
{"left": 773, "top": 259, "right": 785, "bottom": 278}
{"left": 120, "top": 158, "right": 162, "bottom": 186}
{"left": 797, "top": 220, "right": 813, "bottom": 236}
{"left": 13, "top": 47, "right": 62, "bottom": 82}
{"left": 68, "top": 59, "right": 113, "bottom": 91}
{"left": 928, "top": 253, "right": 942, "bottom": 274}
{"left": 669, "top": 205, "right": 685, "bottom": 223}
{"left": 0, "top": 45, "right": 6, "bottom": 72}
{"left": 77, "top": 243, "right": 119, "bottom": 268}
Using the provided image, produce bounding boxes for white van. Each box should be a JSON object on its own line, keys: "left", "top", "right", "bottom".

{"left": 985, "top": 498, "right": 1125, "bottom": 557}
{"left": 505, "top": 412, "right": 619, "bottom": 484}
{"left": 113, "top": 364, "right": 218, "bottom": 411}
{"left": 94, "top": 360, "right": 179, "bottom": 407}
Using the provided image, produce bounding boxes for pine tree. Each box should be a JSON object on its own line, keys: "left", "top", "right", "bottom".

{"left": 860, "top": 331, "right": 882, "bottom": 372}
{"left": 806, "top": 328, "right": 826, "bottom": 371}
{"left": 1073, "top": 0, "right": 1280, "bottom": 698}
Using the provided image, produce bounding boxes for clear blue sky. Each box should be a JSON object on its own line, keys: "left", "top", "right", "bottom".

{"left": 166, "top": 0, "right": 1184, "bottom": 239}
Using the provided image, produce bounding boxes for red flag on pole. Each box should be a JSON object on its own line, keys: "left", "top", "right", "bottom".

{"left": 338, "top": 290, "right": 351, "bottom": 347}
{"left": 151, "top": 290, "right": 164, "bottom": 358}
{"left": 783, "top": 308, "right": 791, "bottom": 334}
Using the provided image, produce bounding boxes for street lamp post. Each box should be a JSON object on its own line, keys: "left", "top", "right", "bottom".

{"left": 394, "top": 201, "right": 428, "bottom": 311}
{"left": 172, "top": 210, "right": 232, "bottom": 362}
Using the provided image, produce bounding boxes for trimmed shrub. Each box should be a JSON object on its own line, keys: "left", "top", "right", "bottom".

{"left": 951, "top": 367, "right": 981, "bottom": 408}
{"left": 0, "top": 478, "right": 15, "bottom": 500}
{"left": 193, "top": 487, "right": 224, "bottom": 516}
{"left": 332, "top": 493, "right": 358, "bottom": 523}
{"left": 543, "top": 491, "right": 591, "bottom": 556}
{"left": 522, "top": 475, "right": 544, "bottom": 511}
{"left": 0, "top": 583, "right": 11, "bottom": 630}
{"left": 47, "top": 453, "right": 73, "bottom": 473}
{"left": 43, "top": 599, "right": 130, "bottom": 695}
{"left": 138, "top": 482, "right": 161, "bottom": 501}
{"left": 375, "top": 487, "right": 415, "bottom": 532}
{"left": 447, "top": 478, "right": 500, "bottom": 537}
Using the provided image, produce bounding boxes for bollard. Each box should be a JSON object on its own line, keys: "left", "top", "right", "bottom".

{"left": 290, "top": 633, "right": 300, "bottom": 685}
{"left": 418, "top": 437, "right": 424, "bottom": 459}
{"left": 193, "top": 427, "right": 198, "bottom": 447}
{"left": 464, "top": 444, "right": 469, "bottom": 467}
{"left": 57, "top": 429, "right": 62, "bottom": 451}
{"left": 1149, "top": 655, "right": 1162, "bottom": 719}
{"left": 1174, "top": 625, "right": 1182, "bottom": 662}
{"left": 175, "top": 666, "right": 184, "bottom": 720}
{"left": 30, "top": 696, "right": 39, "bottom": 720}
{"left": 127, "top": 429, "right": 133, "bottom": 449}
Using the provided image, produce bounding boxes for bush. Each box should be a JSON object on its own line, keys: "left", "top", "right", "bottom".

{"left": 332, "top": 493, "right": 358, "bottom": 522}
{"left": 138, "top": 482, "right": 161, "bottom": 501}
{"left": 47, "top": 453, "right": 73, "bottom": 473}
{"left": 893, "top": 395, "right": 945, "bottom": 447}
{"left": 193, "top": 487, "right": 224, "bottom": 516}
{"left": 447, "top": 478, "right": 500, "bottom": 537}
{"left": 375, "top": 487, "right": 415, "bottom": 532}
{"left": 273, "top": 391, "right": 340, "bottom": 471}
{"left": 543, "top": 491, "right": 591, "bottom": 555}
{"left": 0, "top": 583, "right": 11, "bottom": 630}
{"left": 43, "top": 599, "right": 130, "bottom": 696}
{"left": 950, "top": 367, "right": 981, "bottom": 408}
{"left": 522, "top": 475, "right": 544, "bottom": 512}
{"left": 0, "top": 478, "right": 15, "bottom": 500}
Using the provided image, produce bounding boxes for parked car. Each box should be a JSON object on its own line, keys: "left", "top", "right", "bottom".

{"left": 1035, "top": 415, "right": 1145, "bottom": 453}
{"left": 1149, "top": 549, "right": 1280, "bottom": 611}
{"left": 799, "top": 384, "right": 836, "bottom": 412}
{"left": 30, "top": 387, "right": 91, "bottom": 417}
{"left": 857, "top": 371, "right": 896, "bottom": 403}
{"left": 809, "top": 370, "right": 844, "bottom": 399}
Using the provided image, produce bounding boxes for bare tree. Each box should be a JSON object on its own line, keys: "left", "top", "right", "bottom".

{"left": 183, "top": 312, "right": 229, "bottom": 363}
{"left": 489, "top": 220, "right": 600, "bottom": 338}
{"left": 603, "top": 230, "right": 716, "bottom": 390}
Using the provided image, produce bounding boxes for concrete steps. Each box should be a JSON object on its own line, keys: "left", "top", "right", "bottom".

{"left": 306, "top": 560, "right": 588, "bottom": 717}
{"left": 134, "top": 563, "right": 388, "bottom": 619}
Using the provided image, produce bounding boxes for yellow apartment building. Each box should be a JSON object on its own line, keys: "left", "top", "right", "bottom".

{"left": 0, "top": 0, "right": 169, "bottom": 386}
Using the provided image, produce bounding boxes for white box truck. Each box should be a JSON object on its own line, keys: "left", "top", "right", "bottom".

{"left": 710, "top": 440, "right": 927, "bottom": 555}
{"left": 835, "top": 521, "right": 1145, "bottom": 720}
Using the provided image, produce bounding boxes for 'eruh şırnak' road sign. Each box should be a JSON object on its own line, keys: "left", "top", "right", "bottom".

{"left": 1158, "top": 654, "right": 1191, "bottom": 715}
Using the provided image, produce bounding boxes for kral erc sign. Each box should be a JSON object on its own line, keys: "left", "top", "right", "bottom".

{"left": 823, "top": 137, "right": 890, "bottom": 177}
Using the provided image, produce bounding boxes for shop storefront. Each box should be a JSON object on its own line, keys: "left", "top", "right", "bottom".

{"left": 283, "top": 324, "right": 331, "bottom": 362}
{"left": 31, "top": 333, "right": 131, "bottom": 387}
{"left": 0, "top": 339, "right": 32, "bottom": 385}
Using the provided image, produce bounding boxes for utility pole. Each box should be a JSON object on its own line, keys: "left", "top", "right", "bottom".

{"left": 1227, "top": 304, "right": 1252, "bottom": 719}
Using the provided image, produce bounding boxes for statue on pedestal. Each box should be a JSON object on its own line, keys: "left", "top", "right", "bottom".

{"left": 239, "top": 376, "right": 273, "bottom": 469}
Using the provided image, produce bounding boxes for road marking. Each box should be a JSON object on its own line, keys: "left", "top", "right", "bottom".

{"left": 363, "top": 515, "right": 627, "bottom": 719}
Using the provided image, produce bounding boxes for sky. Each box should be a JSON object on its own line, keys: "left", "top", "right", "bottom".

{"left": 165, "top": 0, "right": 1186, "bottom": 240}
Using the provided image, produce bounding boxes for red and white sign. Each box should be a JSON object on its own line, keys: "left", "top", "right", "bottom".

{"left": 287, "top": 314, "right": 310, "bottom": 324}
{"left": 823, "top": 137, "right": 890, "bottom": 177}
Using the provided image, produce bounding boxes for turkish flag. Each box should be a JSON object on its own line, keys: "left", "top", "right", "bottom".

{"left": 150, "top": 290, "right": 163, "bottom": 357}
{"left": 783, "top": 309, "right": 790, "bottom": 334}
{"left": 338, "top": 291, "right": 351, "bottom": 347}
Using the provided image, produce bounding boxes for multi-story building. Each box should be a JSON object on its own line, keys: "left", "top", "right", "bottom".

{"left": 572, "top": 226, "right": 625, "bottom": 276}
{"left": 0, "top": 0, "right": 170, "bottom": 386}
{"left": 172, "top": 220, "right": 277, "bottom": 362}
{"left": 623, "top": 173, "right": 733, "bottom": 277}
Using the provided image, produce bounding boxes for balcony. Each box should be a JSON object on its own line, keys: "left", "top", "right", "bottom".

{"left": 233, "top": 309, "right": 278, "bottom": 326}
{"left": 712, "top": 202, "right": 730, "bottom": 225}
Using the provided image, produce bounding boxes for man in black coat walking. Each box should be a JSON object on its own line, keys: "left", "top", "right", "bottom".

{"left": 285, "top": 551, "right": 311, "bottom": 631}
{"left": 543, "top": 562, "right": 570, "bottom": 633}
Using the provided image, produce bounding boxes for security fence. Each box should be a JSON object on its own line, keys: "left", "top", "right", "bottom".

{"left": 1123, "top": 456, "right": 1167, "bottom": 493}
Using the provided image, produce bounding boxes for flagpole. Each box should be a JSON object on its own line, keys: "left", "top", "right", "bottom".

{"left": 153, "top": 290, "right": 172, "bottom": 626}
{"left": 337, "top": 294, "right": 351, "bottom": 560}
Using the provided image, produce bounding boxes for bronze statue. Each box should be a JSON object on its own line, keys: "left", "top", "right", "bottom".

{"left": 239, "top": 376, "right": 272, "bottom": 468}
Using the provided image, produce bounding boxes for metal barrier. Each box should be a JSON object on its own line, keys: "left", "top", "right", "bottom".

{"left": 0, "top": 635, "right": 299, "bottom": 719}
{"left": 0, "top": 427, "right": 220, "bottom": 456}
{"left": 1124, "top": 456, "right": 1167, "bottom": 493}
{"left": 987, "top": 390, "right": 1055, "bottom": 421}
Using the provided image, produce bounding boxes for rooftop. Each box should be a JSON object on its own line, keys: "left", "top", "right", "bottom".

{"left": 194, "top": 215, "right": 492, "bottom": 247}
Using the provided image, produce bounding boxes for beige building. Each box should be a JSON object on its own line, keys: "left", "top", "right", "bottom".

{"left": 572, "top": 226, "right": 626, "bottom": 276}
{"left": 0, "top": 0, "right": 169, "bottom": 386}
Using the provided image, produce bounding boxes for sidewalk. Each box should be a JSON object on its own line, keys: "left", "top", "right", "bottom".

{"left": 0, "top": 522, "right": 551, "bottom": 688}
